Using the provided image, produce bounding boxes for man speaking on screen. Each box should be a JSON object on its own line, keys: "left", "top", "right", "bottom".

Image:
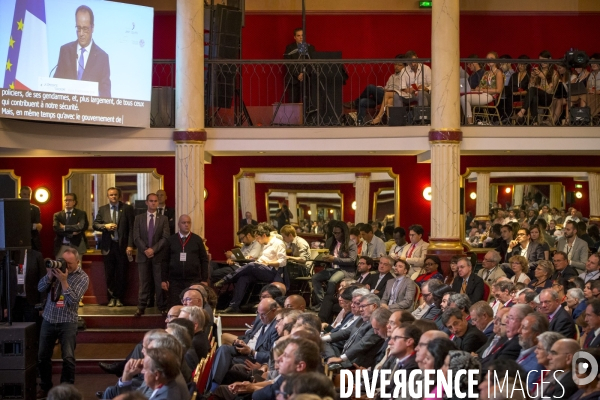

{"left": 54, "top": 5, "right": 111, "bottom": 98}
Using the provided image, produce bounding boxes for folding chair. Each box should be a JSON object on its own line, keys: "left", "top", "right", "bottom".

{"left": 472, "top": 85, "right": 504, "bottom": 125}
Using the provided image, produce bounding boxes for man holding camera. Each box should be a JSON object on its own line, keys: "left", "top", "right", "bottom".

{"left": 36, "top": 247, "right": 89, "bottom": 399}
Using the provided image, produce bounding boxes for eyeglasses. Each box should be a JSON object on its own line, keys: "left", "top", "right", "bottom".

{"left": 181, "top": 297, "right": 201, "bottom": 304}
{"left": 359, "top": 303, "right": 375, "bottom": 309}
{"left": 483, "top": 259, "right": 495, "bottom": 263}
{"left": 166, "top": 314, "right": 179, "bottom": 320}
{"left": 421, "top": 292, "right": 431, "bottom": 297}
{"left": 259, "top": 309, "right": 275, "bottom": 318}
{"left": 75, "top": 26, "right": 91, "bottom": 33}
{"left": 390, "top": 336, "right": 409, "bottom": 341}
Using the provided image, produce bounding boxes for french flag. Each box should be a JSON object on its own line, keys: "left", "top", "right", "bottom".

{"left": 3, "top": 0, "right": 49, "bottom": 91}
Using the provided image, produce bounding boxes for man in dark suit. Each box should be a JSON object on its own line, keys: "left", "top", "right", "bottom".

{"left": 133, "top": 193, "right": 170, "bottom": 316}
{"left": 162, "top": 215, "right": 209, "bottom": 308}
{"left": 381, "top": 259, "right": 416, "bottom": 311}
{"left": 551, "top": 250, "right": 578, "bottom": 280}
{"left": 442, "top": 307, "right": 487, "bottom": 353}
{"left": 495, "top": 224, "right": 513, "bottom": 263}
{"left": 283, "top": 28, "right": 315, "bottom": 103}
{"left": 19, "top": 186, "right": 42, "bottom": 252}
{"left": 508, "top": 228, "right": 544, "bottom": 275}
{"left": 140, "top": 348, "right": 190, "bottom": 400}
{"left": 539, "top": 288, "right": 576, "bottom": 338}
{"left": 8, "top": 249, "right": 45, "bottom": 329}
{"left": 52, "top": 192, "right": 88, "bottom": 261}
{"left": 451, "top": 256, "right": 485, "bottom": 304}
{"left": 370, "top": 256, "right": 395, "bottom": 298}
{"left": 93, "top": 187, "right": 134, "bottom": 307}
{"left": 477, "top": 308, "right": 521, "bottom": 368}
{"left": 207, "top": 299, "right": 279, "bottom": 390}
{"left": 542, "top": 339, "right": 580, "bottom": 399}
{"left": 239, "top": 211, "right": 258, "bottom": 227}
{"left": 54, "top": 5, "right": 111, "bottom": 98}
{"left": 156, "top": 190, "right": 176, "bottom": 235}
{"left": 583, "top": 299, "right": 600, "bottom": 348}
{"left": 355, "top": 256, "right": 376, "bottom": 286}
{"left": 469, "top": 301, "right": 495, "bottom": 338}
{"left": 322, "top": 287, "right": 366, "bottom": 359}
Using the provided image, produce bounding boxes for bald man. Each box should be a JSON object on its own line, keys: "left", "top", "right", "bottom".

{"left": 284, "top": 295, "right": 306, "bottom": 311}
{"left": 162, "top": 215, "right": 209, "bottom": 308}
{"left": 272, "top": 281, "right": 287, "bottom": 297}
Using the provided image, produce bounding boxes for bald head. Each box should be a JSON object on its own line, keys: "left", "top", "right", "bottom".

{"left": 178, "top": 214, "right": 191, "bottom": 235}
{"left": 272, "top": 282, "right": 287, "bottom": 297}
{"left": 415, "top": 330, "right": 448, "bottom": 364}
{"left": 284, "top": 295, "right": 306, "bottom": 311}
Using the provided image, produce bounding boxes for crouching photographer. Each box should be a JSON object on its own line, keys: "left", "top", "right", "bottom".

{"left": 36, "top": 247, "right": 89, "bottom": 399}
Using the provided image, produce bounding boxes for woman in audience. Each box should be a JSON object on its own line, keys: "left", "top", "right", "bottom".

{"left": 421, "top": 338, "right": 457, "bottom": 399}
{"left": 528, "top": 260, "right": 554, "bottom": 293}
{"left": 444, "top": 256, "right": 460, "bottom": 286}
{"left": 441, "top": 351, "right": 481, "bottom": 400}
{"left": 570, "top": 349, "right": 600, "bottom": 400}
{"left": 512, "top": 50, "right": 559, "bottom": 125}
{"left": 509, "top": 255, "right": 531, "bottom": 285}
{"left": 565, "top": 288, "right": 587, "bottom": 320}
{"left": 549, "top": 63, "right": 578, "bottom": 126}
{"left": 505, "top": 55, "right": 531, "bottom": 120}
{"left": 574, "top": 53, "right": 600, "bottom": 120}
{"left": 413, "top": 255, "right": 444, "bottom": 285}
{"left": 529, "top": 225, "right": 550, "bottom": 260}
{"left": 547, "top": 219, "right": 557, "bottom": 236}
{"left": 460, "top": 51, "right": 505, "bottom": 125}
{"left": 517, "top": 210, "right": 527, "bottom": 224}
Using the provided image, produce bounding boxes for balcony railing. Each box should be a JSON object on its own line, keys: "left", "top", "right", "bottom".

{"left": 150, "top": 58, "right": 600, "bottom": 128}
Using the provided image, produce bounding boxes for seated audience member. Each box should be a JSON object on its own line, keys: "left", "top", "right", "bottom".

{"left": 504, "top": 55, "right": 531, "bottom": 121}
{"left": 388, "top": 227, "right": 408, "bottom": 260}
{"left": 399, "top": 224, "right": 429, "bottom": 276}
{"left": 470, "top": 301, "right": 495, "bottom": 337}
{"left": 386, "top": 325, "right": 421, "bottom": 391}
{"left": 206, "top": 299, "right": 279, "bottom": 390}
{"left": 284, "top": 372, "right": 336, "bottom": 399}
{"left": 538, "top": 288, "right": 576, "bottom": 338}
{"left": 359, "top": 223, "right": 386, "bottom": 259}
{"left": 280, "top": 224, "right": 310, "bottom": 265}
{"left": 566, "top": 288, "right": 587, "bottom": 320}
{"left": 447, "top": 293, "right": 472, "bottom": 320}
{"left": 362, "top": 308, "right": 393, "bottom": 369}
{"left": 415, "top": 330, "right": 451, "bottom": 368}
{"left": 442, "top": 307, "right": 487, "bottom": 353}
{"left": 412, "top": 255, "right": 444, "bottom": 286}
{"left": 433, "top": 286, "right": 454, "bottom": 331}
{"left": 483, "top": 223, "right": 503, "bottom": 249}
{"left": 312, "top": 221, "right": 357, "bottom": 315}
{"left": 413, "top": 279, "right": 444, "bottom": 320}
{"left": 509, "top": 255, "right": 530, "bottom": 285}
{"left": 571, "top": 276, "right": 585, "bottom": 290}
{"left": 368, "top": 56, "right": 408, "bottom": 126}
{"left": 421, "top": 337, "right": 456, "bottom": 372}
{"left": 214, "top": 224, "right": 263, "bottom": 282}
{"left": 529, "top": 224, "right": 550, "bottom": 260}
{"left": 516, "top": 311, "right": 548, "bottom": 385}
{"left": 540, "top": 339, "right": 580, "bottom": 398}
{"left": 535, "top": 218, "right": 555, "bottom": 247}
{"left": 178, "top": 306, "right": 209, "bottom": 360}
{"left": 166, "top": 319, "right": 197, "bottom": 370}
{"left": 532, "top": 331, "right": 565, "bottom": 391}
{"left": 478, "top": 359, "right": 528, "bottom": 400}
{"left": 580, "top": 253, "right": 600, "bottom": 283}
{"left": 283, "top": 295, "right": 306, "bottom": 311}
{"left": 495, "top": 224, "right": 514, "bottom": 263}
{"left": 397, "top": 50, "right": 432, "bottom": 107}
{"left": 181, "top": 285, "right": 214, "bottom": 326}
{"left": 466, "top": 54, "right": 485, "bottom": 91}
{"left": 47, "top": 384, "right": 83, "bottom": 400}
{"left": 552, "top": 277, "right": 570, "bottom": 306}
{"left": 583, "top": 280, "right": 600, "bottom": 303}
{"left": 571, "top": 53, "right": 600, "bottom": 120}
{"left": 381, "top": 259, "right": 416, "bottom": 311}
{"left": 490, "top": 280, "right": 515, "bottom": 315}
{"left": 443, "top": 351, "right": 481, "bottom": 398}
{"left": 583, "top": 299, "right": 600, "bottom": 349}
{"left": 508, "top": 228, "right": 545, "bottom": 272}
{"left": 460, "top": 51, "right": 505, "bottom": 125}
{"left": 552, "top": 250, "right": 578, "bottom": 280}
{"left": 570, "top": 348, "right": 600, "bottom": 400}
{"left": 322, "top": 283, "right": 354, "bottom": 332}
{"left": 451, "top": 256, "right": 485, "bottom": 304}
{"left": 478, "top": 250, "right": 506, "bottom": 284}
{"left": 512, "top": 50, "right": 559, "bottom": 125}
{"left": 215, "top": 223, "right": 286, "bottom": 313}
{"left": 476, "top": 308, "right": 517, "bottom": 368}
{"left": 444, "top": 256, "right": 460, "bottom": 286}
{"left": 326, "top": 293, "right": 384, "bottom": 368}
{"left": 354, "top": 256, "right": 375, "bottom": 286}
{"left": 369, "top": 256, "right": 395, "bottom": 297}
{"left": 528, "top": 260, "right": 554, "bottom": 293}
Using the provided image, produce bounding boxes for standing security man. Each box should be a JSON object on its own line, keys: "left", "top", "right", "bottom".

{"left": 162, "top": 215, "right": 209, "bottom": 308}
{"left": 53, "top": 192, "right": 88, "bottom": 261}
{"left": 93, "top": 187, "right": 135, "bottom": 307}
{"left": 19, "top": 186, "right": 43, "bottom": 252}
{"left": 36, "top": 247, "right": 89, "bottom": 399}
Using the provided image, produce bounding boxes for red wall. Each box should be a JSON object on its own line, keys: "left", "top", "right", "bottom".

{"left": 154, "top": 13, "right": 600, "bottom": 60}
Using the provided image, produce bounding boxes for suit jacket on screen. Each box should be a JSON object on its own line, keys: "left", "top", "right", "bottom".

{"left": 54, "top": 40, "right": 111, "bottom": 98}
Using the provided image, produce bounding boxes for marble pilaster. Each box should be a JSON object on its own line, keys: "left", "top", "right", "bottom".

{"left": 287, "top": 192, "right": 297, "bottom": 223}
{"left": 310, "top": 204, "right": 318, "bottom": 222}
{"left": 69, "top": 173, "right": 92, "bottom": 224}
{"left": 513, "top": 185, "right": 524, "bottom": 208}
{"left": 137, "top": 173, "right": 160, "bottom": 200}
{"left": 474, "top": 172, "right": 490, "bottom": 222}
{"left": 94, "top": 174, "right": 115, "bottom": 215}
{"left": 355, "top": 173, "right": 371, "bottom": 224}
{"left": 589, "top": 172, "right": 600, "bottom": 225}
{"left": 239, "top": 173, "right": 257, "bottom": 222}
{"left": 549, "top": 184, "right": 563, "bottom": 211}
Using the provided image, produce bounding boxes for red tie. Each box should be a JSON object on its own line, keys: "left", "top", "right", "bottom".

{"left": 407, "top": 244, "right": 416, "bottom": 258}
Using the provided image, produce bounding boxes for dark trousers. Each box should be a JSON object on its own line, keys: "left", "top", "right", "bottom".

{"left": 138, "top": 259, "right": 166, "bottom": 311}
{"left": 38, "top": 320, "right": 78, "bottom": 391}
{"left": 521, "top": 87, "right": 554, "bottom": 118}
{"left": 357, "top": 84, "right": 385, "bottom": 122}
{"left": 103, "top": 241, "right": 129, "bottom": 301}
{"left": 224, "top": 262, "right": 277, "bottom": 309}
{"left": 211, "top": 262, "right": 238, "bottom": 282}
{"left": 208, "top": 345, "right": 252, "bottom": 390}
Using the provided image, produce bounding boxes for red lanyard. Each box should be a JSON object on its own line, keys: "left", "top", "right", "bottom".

{"left": 179, "top": 235, "right": 191, "bottom": 251}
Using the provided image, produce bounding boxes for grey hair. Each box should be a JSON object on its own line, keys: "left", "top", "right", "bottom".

{"left": 180, "top": 305, "right": 205, "bottom": 330}
{"left": 486, "top": 250, "right": 501, "bottom": 264}
{"left": 567, "top": 288, "right": 585, "bottom": 302}
{"left": 537, "top": 331, "right": 565, "bottom": 353}
{"left": 360, "top": 293, "right": 381, "bottom": 307}
{"left": 166, "top": 323, "right": 192, "bottom": 351}
{"left": 448, "top": 293, "right": 472, "bottom": 312}
{"left": 47, "top": 384, "right": 83, "bottom": 400}
{"left": 61, "top": 247, "right": 80, "bottom": 260}
{"left": 145, "top": 329, "right": 168, "bottom": 345}
{"left": 510, "top": 304, "right": 533, "bottom": 320}
{"left": 149, "top": 334, "right": 183, "bottom": 361}
{"left": 525, "top": 311, "right": 549, "bottom": 334}
{"left": 457, "top": 256, "right": 472, "bottom": 268}
{"left": 448, "top": 350, "right": 481, "bottom": 394}
{"left": 540, "top": 289, "right": 559, "bottom": 301}
{"left": 371, "top": 307, "right": 392, "bottom": 326}
{"left": 379, "top": 255, "right": 395, "bottom": 266}
{"left": 352, "top": 288, "right": 371, "bottom": 298}
{"left": 494, "top": 281, "right": 515, "bottom": 293}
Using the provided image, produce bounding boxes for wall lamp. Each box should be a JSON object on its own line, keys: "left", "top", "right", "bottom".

{"left": 35, "top": 187, "right": 50, "bottom": 203}
{"left": 423, "top": 187, "right": 432, "bottom": 201}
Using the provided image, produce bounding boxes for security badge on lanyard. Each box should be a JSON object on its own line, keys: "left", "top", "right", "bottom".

{"left": 17, "top": 264, "right": 25, "bottom": 286}
{"left": 180, "top": 235, "right": 191, "bottom": 262}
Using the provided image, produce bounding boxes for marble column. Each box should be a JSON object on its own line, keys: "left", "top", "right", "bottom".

{"left": 513, "top": 185, "right": 524, "bottom": 208}
{"left": 310, "top": 204, "right": 318, "bottom": 222}
{"left": 589, "top": 172, "right": 600, "bottom": 226}
{"left": 239, "top": 173, "right": 257, "bottom": 222}
{"left": 355, "top": 173, "right": 371, "bottom": 225}
{"left": 428, "top": 0, "right": 463, "bottom": 275}
{"left": 174, "top": 0, "right": 206, "bottom": 237}
{"left": 94, "top": 174, "right": 115, "bottom": 214}
{"left": 287, "top": 193, "right": 297, "bottom": 223}
{"left": 137, "top": 173, "right": 160, "bottom": 200}
{"left": 69, "top": 174, "right": 93, "bottom": 224}
{"left": 474, "top": 172, "right": 490, "bottom": 222}
{"left": 549, "top": 184, "right": 563, "bottom": 210}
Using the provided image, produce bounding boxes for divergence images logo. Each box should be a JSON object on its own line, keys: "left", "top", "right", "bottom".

{"left": 573, "top": 351, "right": 599, "bottom": 386}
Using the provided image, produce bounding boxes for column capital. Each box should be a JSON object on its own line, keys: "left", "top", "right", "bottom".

{"left": 355, "top": 172, "right": 371, "bottom": 178}
{"left": 429, "top": 129, "right": 463, "bottom": 142}
{"left": 173, "top": 129, "right": 207, "bottom": 143}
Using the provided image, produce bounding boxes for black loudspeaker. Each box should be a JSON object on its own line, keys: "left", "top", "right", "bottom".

{"left": 0, "top": 323, "right": 38, "bottom": 370}
{"left": 0, "top": 199, "right": 31, "bottom": 250}
{"left": 460, "top": 188, "right": 465, "bottom": 214}
{"left": 388, "top": 107, "right": 409, "bottom": 126}
{"left": 0, "top": 364, "right": 36, "bottom": 399}
{"left": 566, "top": 191, "right": 576, "bottom": 204}
{"left": 570, "top": 106, "right": 591, "bottom": 126}
{"left": 412, "top": 106, "right": 431, "bottom": 123}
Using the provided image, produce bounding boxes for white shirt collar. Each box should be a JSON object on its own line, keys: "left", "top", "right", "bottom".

{"left": 77, "top": 41, "right": 92, "bottom": 55}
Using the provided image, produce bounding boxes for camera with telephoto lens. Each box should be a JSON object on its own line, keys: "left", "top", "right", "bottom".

{"left": 45, "top": 258, "right": 67, "bottom": 273}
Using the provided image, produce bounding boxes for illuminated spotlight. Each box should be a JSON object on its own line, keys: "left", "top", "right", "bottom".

{"left": 35, "top": 187, "right": 50, "bottom": 203}
{"left": 308, "top": 210, "right": 312, "bottom": 215}
{"left": 575, "top": 192, "right": 583, "bottom": 199}
{"left": 505, "top": 187, "right": 512, "bottom": 194}
{"left": 204, "top": 188, "right": 208, "bottom": 200}
{"left": 423, "top": 187, "right": 432, "bottom": 201}
{"left": 352, "top": 201, "right": 357, "bottom": 210}
{"left": 330, "top": 209, "right": 334, "bottom": 213}
{"left": 470, "top": 192, "right": 477, "bottom": 200}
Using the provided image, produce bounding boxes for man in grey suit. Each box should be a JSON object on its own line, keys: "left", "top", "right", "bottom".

{"left": 141, "top": 348, "right": 189, "bottom": 400}
{"left": 381, "top": 259, "right": 416, "bottom": 311}
{"left": 507, "top": 228, "right": 544, "bottom": 273}
{"left": 133, "top": 193, "right": 170, "bottom": 316}
{"left": 557, "top": 221, "right": 589, "bottom": 273}
{"left": 93, "top": 187, "right": 135, "bottom": 307}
